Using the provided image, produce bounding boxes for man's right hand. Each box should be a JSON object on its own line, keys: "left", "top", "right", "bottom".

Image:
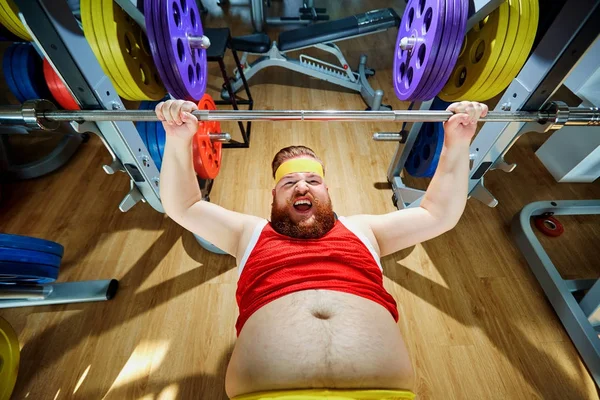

{"left": 155, "top": 100, "right": 199, "bottom": 140}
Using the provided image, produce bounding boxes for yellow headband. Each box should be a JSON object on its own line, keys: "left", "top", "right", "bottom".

{"left": 275, "top": 158, "right": 324, "bottom": 183}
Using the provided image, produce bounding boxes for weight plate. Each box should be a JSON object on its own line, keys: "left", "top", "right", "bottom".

{"left": 439, "top": 1, "right": 510, "bottom": 101}
{"left": 0, "top": 261, "right": 59, "bottom": 284}
{"left": 393, "top": 0, "right": 446, "bottom": 100}
{"left": 419, "top": 0, "right": 468, "bottom": 100}
{"left": 470, "top": 0, "right": 522, "bottom": 101}
{"left": 12, "top": 44, "right": 37, "bottom": 101}
{"left": 99, "top": 0, "right": 165, "bottom": 100}
{"left": 193, "top": 94, "right": 222, "bottom": 179}
{"left": 156, "top": 118, "right": 166, "bottom": 160}
{"left": 43, "top": 59, "right": 80, "bottom": 110}
{"left": 0, "top": 0, "right": 30, "bottom": 40}
{"left": 0, "top": 248, "right": 61, "bottom": 268}
{"left": 22, "top": 43, "right": 52, "bottom": 101}
{"left": 81, "top": 0, "right": 128, "bottom": 97}
{"left": 2, "top": 44, "right": 25, "bottom": 103}
{"left": 0, "top": 316, "right": 19, "bottom": 400}
{"left": 147, "top": 0, "right": 208, "bottom": 101}
{"left": 0, "top": 233, "right": 64, "bottom": 257}
{"left": 478, "top": 0, "right": 538, "bottom": 100}
{"left": 92, "top": 0, "right": 138, "bottom": 100}
{"left": 145, "top": 0, "right": 186, "bottom": 99}
{"left": 146, "top": 114, "right": 162, "bottom": 170}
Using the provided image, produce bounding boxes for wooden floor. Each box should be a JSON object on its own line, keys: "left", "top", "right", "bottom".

{"left": 1, "top": 1, "right": 599, "bottom": 399}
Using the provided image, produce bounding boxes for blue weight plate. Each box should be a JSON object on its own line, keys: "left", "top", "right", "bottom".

{"left": 22, "top": 43, "right": 51, "bottom": 100}
{"left": 13, "top": 44, "right": 37, "bottom": 100}
{"left": 2, "top": 44, "right": 26, "bottom": 102}
{"left": 0, "top": 261, "right": 58, "bottom": 284}
{"left": 156, "top": 120, "right": 166, "bottom": 161}
{"left": 420, "top": 122, "right": 445, "bottom": 178}
{"left": 0, "top": 233, "right": 64, "bottom": 257}
{"left": 146, "top": 117, "right": 162, "bottom": 170}
{"left": 0, "top": 248, "right": 61, "bottom": 268}
{"left": 406, "top": 122, "right": 434, "bottom": 177}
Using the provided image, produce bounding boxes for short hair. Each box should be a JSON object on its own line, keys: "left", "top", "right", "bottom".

{"left": 271, "top": 145, "right": 325, "bottom": 179}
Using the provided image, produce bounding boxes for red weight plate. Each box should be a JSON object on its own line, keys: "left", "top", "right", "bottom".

{"left": 42, "top": 59, "right": 80, "bottom": 110}
{"left": 534, "top": 215, "right": 564, "bottom": 237}
{"left": 192, "top": 94, "right": 222, "bottom": 179}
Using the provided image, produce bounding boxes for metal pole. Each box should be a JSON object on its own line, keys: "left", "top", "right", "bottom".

{"left": 35, "top": 109, "right": 548, "bottom": 123}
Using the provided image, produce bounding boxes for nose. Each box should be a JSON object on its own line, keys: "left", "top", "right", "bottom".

{"left": 294, "top": 180, "right": 309, "bottom": 193}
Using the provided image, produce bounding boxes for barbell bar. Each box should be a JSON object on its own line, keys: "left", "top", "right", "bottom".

{"left": 0, "top": 100, "right": 598, "bottom": 131}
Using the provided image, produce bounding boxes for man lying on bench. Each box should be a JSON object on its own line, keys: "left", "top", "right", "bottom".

{"left": 225, "top": 8, "right": 400, "bottom": 111}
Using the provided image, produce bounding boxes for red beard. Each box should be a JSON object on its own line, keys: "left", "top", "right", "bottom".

{"left": 270, "top": 194, "right": 336, "bottom": 239}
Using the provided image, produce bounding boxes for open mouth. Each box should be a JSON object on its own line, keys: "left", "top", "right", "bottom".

{"left": 293, "top": 199, "right": 313, "bottom": 212}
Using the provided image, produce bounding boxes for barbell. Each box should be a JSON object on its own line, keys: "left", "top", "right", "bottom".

{"left": 0, "top": 100, "right": 598, "bottom": 130}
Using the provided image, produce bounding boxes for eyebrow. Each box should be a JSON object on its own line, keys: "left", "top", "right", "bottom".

{"left": 283, "top": 173, "right": 321, "bottom": 181}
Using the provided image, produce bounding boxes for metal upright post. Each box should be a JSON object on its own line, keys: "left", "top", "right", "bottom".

{"left": 14, "top": 0, "right": 164, "bottom": 213}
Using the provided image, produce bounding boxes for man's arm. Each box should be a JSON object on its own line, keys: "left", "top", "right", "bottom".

{"left": 158, "top": 100, "right": 262, "bottom": 257}
{"left": 349, "top": 101, "right": 487, "bottom": 258}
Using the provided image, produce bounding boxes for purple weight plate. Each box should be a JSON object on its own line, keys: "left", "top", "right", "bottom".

{"left": 147, "top": 0, "right": 188, "bottom": 99}
{"left": 418, "top": 0, "right": 466, "bottom": 100}
{"left": 145, "top": 0, "right": 184, "bottom": 99}
{"left": 393, "top": 0, "right": 445, "bottom": 100}
{"left": 160, "top": 0, "right": 207, "bottom": 101}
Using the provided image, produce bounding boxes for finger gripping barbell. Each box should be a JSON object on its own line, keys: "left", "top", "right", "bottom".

{"left": 0, "top": 100, "right": 598, "bottom": 131}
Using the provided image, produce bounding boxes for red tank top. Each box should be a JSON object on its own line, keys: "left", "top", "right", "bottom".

{"left": 235, "top": 218, "right": 399, "bottom": 336}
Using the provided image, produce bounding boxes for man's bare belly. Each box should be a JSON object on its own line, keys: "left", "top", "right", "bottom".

{"left": 225, "top": 290, "right": 415, "bottom": 398}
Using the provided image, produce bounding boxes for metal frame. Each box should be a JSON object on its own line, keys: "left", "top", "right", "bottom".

{"left": 15, "top": 0, "right": 163, "bottom": 214}
{"left": 227, "top": 19, "right": 398, "bottom": 111}
{"left": 388, "top": 0, "right": 600, "bottom": 209}
{"left": 511, "top": 200, "right": 600, "bottom": 388}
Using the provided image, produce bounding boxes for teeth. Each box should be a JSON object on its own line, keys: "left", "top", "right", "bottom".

{"left": 294, "top": 200, "right": 312, "bottom": 206}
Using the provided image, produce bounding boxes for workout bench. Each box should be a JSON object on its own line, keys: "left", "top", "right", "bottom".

{"left": 224, "top": 8, "right": 401, "bottom": 111}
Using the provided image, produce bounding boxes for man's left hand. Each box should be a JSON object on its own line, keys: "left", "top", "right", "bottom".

{"left": 443, "top": 101, "right": 488, "bottom": 146}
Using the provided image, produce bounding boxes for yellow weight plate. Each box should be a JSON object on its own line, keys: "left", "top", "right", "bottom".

{"left": 81, "top": 0, "right": 130, "bottom": 98}
{"left": 484, "top": 0, "right": 539, "bottom": 100}
{"left": 471, "top": 0, "right": 523, "bottom": 100}
{"left": 0, "top": 0, "right": 31, "bottom": 40}
{"left": 438, "top": 2, "right": 510, "bottom": 101}
{"left": 0, "top": 317, "right": 20, "bottom": 400}
{"left": 100, "top": 0, "right": 165, "bottom": 100}
{"left": 92, "top": 0, "right": 138, "bottom": 100}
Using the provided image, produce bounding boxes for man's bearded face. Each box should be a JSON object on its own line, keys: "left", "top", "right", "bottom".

{"left": 271, "top": 170, "right": 335, "bottom": 239}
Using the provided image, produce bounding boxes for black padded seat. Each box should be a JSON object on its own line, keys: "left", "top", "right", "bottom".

{"left": 278, "top": 8, "right": 400, "bottom": 52}
{"left": 230, "top": 33, "right": 272, "bottom": 53}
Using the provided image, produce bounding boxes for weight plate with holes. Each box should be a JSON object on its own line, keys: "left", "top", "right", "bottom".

{"left": 43, "top": 59, "right": 80, "bottom": 110}
{"left": 100, "top": 0, "right": 165, "bottom": 100}
{"left": 0, "top": 316, "right": 19, "bottom": 400}
{"left": 0, "top": 248, "right": 61, "bottom": 268}
{"left": 393, "top": 0, "right": 467, "bottom": 101}
{"left": 193, "top": 94, "right": 222, "bottom": 179}
{"left": 418, "top": 0, "right": 468, "bottom": 100}
{"left": 0, "top": 233, "right": 64, "bottom": 258}
{"left": 439, "top": 0, "right": 511, "bottom": 101}
{"left": 146, "top": 0, "right": 187, "bottom": 99}
{"left": 475, "top": 0, "right": 538, "bottom": 100}
{"left": 81, "top": 0, "right": 128, "bottom": 97}
{"left": 2, "top": 43, "right": 25, "bottom": 103}
{"left": 405, "top": 97, "right": 449, "bottom": 177}
{"left": 145, "top": 0, "right": 208, "bottom": 101}
{"left": 81, "top": 0, "right": 165, "bottom": 100}
{"left": 534, "top": 215, "right": 564, "bottom": 237}
{"left": 0, "top": 0, "right": 31, "bottom": 40}
{"left": 0, "top": 261, "right": 59, "bottom": 284}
